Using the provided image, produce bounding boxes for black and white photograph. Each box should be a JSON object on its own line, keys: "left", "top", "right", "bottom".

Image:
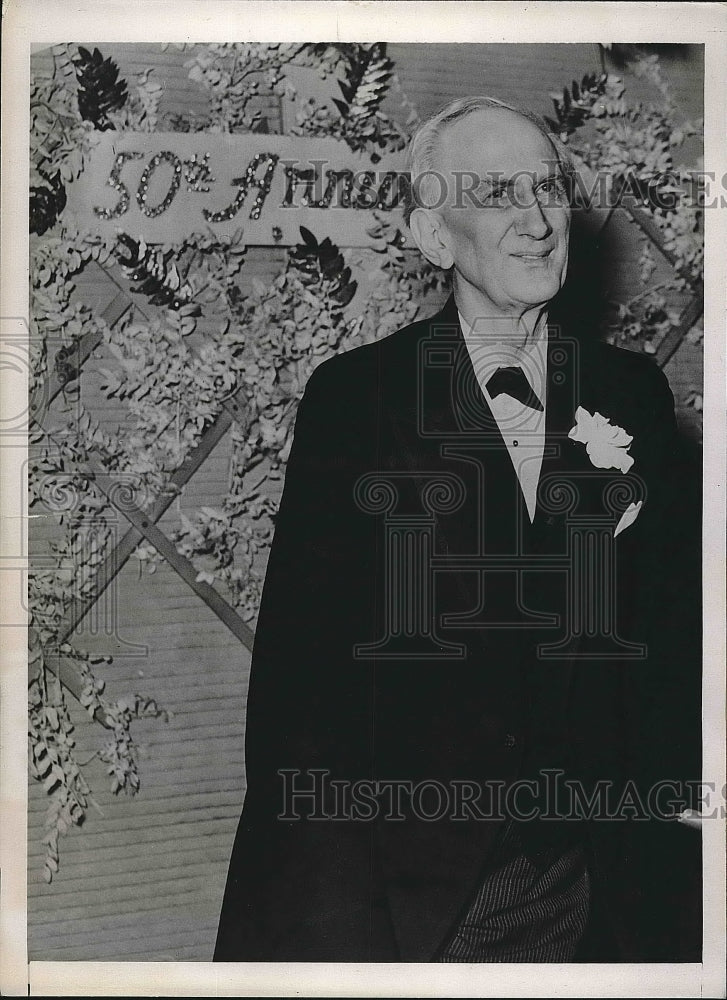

{"left": 1, "top": 2, "right": 725, "bottom": 996}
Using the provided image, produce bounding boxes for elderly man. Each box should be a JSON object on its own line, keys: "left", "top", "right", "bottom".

{"left": 215, "top": 97, "right": 701, "bottom": 963}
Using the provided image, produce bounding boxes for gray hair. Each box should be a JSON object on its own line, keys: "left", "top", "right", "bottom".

{"left": 403, "top": 95, "right": 575, "bottom": 224}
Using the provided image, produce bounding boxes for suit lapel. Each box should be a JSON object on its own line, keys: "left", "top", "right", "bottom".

{"left": 534, "top": 324, "right": 593, "bottom": 523}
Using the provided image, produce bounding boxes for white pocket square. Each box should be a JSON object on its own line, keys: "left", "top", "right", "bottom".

{"left": 614, "top": 500, "right": 643, "bottom": 537}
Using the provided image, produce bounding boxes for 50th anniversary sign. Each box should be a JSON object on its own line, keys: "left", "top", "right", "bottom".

{"left": 66, "top": 133, "right": 409, "bottom": 246}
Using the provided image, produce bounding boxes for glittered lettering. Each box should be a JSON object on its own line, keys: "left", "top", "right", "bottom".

{"left": 137, "top": 152, "right": 183, "bottom": 218}
{"left": 204, "top": 153, "right": 279, "bottom": 223}
{"left": 94, "top": 151, "right": 144, "bottom": 220}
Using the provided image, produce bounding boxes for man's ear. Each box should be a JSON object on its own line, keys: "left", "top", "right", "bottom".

{"left": 409, "top": 208, "right": 454, "bottom": 270}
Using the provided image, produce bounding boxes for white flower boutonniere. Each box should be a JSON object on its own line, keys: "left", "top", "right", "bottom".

{"left": 568, "top": 406, "right": 635, "bottom": 474}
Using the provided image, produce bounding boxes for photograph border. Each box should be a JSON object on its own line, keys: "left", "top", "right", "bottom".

{"left": 2, "top": 2, "right": 725, "bottom": 996}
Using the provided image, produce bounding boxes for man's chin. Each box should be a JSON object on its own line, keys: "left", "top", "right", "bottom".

{"left": 508, "top": 278, "right": 564, "bottom": 310}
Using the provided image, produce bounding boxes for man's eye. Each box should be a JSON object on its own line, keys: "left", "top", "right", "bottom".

{"left": 536, "top": 178, "right": 568, "bottom": 202}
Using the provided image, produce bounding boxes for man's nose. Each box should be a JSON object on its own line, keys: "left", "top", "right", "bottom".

{"left": 513, "top": 192, "right": 551, "bottom": 239}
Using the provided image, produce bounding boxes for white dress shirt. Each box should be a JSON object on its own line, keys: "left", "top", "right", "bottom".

{"left": 458, "top": 311, "right": 548, "bottom": 523}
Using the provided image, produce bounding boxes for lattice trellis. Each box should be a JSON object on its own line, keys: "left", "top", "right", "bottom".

{"left": 30, "top": 256, "right": 257, "bottom": 729}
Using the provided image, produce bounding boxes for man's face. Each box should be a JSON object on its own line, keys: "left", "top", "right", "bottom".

{"left": 433, "top": 107, "right": 571, "bottom": 319}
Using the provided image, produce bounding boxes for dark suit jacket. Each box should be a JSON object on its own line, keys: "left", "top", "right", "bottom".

{"left": 214, "top": 295, "right": 701, "bottom": 963}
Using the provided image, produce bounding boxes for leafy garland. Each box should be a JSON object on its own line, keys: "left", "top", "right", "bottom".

{"left": 293, "top": 43, "right": 410, "bottom": 161}
{"left": 73, "top": 46, "right": 128, "bottom": 130}
{"left": 178, "top": 43, "right": 303, "bottom": 132}
{"left": 115, "top": 234, "right": 200, "bottom": 313}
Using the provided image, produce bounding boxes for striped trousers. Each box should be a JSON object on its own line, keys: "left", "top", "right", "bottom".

{"left": 436, "top": 821, "right": 591, "bottom": 963}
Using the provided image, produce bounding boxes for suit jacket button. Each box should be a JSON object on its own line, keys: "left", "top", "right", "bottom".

{"left": 504, "top": 734, "right": 517, "bottom": 749}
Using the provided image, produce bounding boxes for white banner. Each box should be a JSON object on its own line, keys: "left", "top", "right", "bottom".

{"left": 65, "top": 132, "right": 409, "bottom": 246}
